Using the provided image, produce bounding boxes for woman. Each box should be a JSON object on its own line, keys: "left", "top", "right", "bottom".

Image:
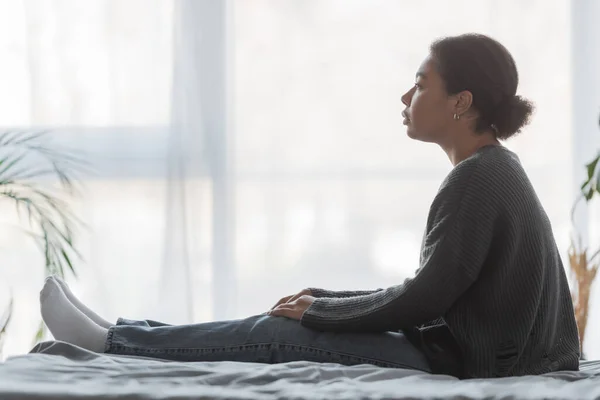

{"left": 40, "top": 33, "right": 580, "bottom": 379}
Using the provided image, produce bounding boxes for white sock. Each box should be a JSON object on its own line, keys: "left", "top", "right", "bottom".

{"left": 52, "top": 275, "right": 113, "bottom": 329}
{"left": 40, "top": 277, "right": 108, "bottom": 353}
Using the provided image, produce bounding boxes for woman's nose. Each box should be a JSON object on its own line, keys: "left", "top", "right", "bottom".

{"left": 401, "top": 88, "right": 413, "bottom": 106}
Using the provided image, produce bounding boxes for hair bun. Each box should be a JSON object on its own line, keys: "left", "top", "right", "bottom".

{"left": 492, "top": 95, "right": 534, "bottom": 139}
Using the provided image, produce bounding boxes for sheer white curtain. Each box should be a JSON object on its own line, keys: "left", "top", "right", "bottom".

{"left": 230, "top": 0, "right": 591, "bottom": 350}
{"left": 0, "top": 0, "right": 598, "bottom": 360}
{"left": 0, "top": 0, "right": 179, "bottom": 356}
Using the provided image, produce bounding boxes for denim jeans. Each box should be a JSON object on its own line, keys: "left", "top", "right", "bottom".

{"left": 104, "top": 314, "right": 432, "bottom": 372}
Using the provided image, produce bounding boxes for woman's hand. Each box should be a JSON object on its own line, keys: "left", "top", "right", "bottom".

{"left": 270, "top": 288, "right": 312, "bottom": 310}
{"left": 269, "top": 294, "right": 315, "bottom": 320}
{"left": 268, "top": 289, "right": 315, "bottom": 320}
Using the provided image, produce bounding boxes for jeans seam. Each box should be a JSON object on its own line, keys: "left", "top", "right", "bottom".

{"left": 107, "top": 341, "right": 425, "bottom": 371}
{"left": 104, "top": 327, "right": 115, "bottom": 352}
{"left": 276, "top": 343, "right": 408, "bottom": 369}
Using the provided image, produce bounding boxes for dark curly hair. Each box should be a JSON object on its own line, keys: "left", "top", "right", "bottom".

{"left": 430, "top": 33, "right": 534, "bottom": 140}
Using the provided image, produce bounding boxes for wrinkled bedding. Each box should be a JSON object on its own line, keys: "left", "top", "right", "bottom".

{"left": 0, "top": 341, "right": 598, "bottom": 399}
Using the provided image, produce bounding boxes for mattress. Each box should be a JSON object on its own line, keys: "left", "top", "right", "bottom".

{"left": 0, "top": 340, "right": 598, "bottom": 400}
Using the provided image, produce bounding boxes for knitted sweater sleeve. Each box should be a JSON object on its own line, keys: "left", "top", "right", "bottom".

{"left": 300, "top": 161, "right": 496, "bottom": 332}
{"left": 308, "top": 288, "right": 384, "bottom": 298}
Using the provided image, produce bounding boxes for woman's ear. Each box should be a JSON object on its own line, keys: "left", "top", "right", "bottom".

{"left": 453, "top": 90, "right": 474, "bottom": 116}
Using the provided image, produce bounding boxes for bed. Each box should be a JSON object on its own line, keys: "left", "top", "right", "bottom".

{"left": 0, "top": 341, "right": 598, "bottom": 400}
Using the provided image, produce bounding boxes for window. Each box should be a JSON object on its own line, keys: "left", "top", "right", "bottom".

{"left": 1, "top": 0, "right": 597, "bottom": 360}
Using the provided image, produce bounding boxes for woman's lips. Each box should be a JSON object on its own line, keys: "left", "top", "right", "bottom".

{"left": 402, "top": 111, "right": 410, "bottom": 125}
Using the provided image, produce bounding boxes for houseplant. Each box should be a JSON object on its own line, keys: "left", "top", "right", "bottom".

{"left": 0, "top": 130, "right": 84, "bottom": 353}
{"left": 569, "top": 116, "right": 600, "bottom": 355}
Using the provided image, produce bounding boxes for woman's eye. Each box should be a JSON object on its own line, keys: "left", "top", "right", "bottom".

{"left": 414, "top": 83, "right": 421, "bottom": 89}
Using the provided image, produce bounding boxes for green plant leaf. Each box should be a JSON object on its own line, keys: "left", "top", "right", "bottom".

{"left": 61, "top": 249, "right": 76, "bottom": 276}
{"left": 586, "top": 154, "right": 600, "bottom": 180}
{"left": 582, "top": 178, "right": 592, "bottom": 191}
{"left": 586, "top": 187, "right": 595, "bottom": 201}
{"left": 12, "top": 131, "right": 47, "bottom": 146}
{"left": 0, "top": 131, "right": 20, "bottom": 146}
{"left": 33, "top": 320, "right": 46, "bottom": 345}
{"left": 0, "top": 154, "right": 26, "bottom": 178}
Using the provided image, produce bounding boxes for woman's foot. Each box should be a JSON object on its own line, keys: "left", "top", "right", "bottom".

{"left": 52, "top": 275, "right": 112, "bottom": 329}
{"left": 40, "top": 277, "right": 108, "bottom": 352}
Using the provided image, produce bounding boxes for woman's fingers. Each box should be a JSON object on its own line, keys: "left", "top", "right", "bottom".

{"left": 269, "top": 305, "right": 300, "bottom": 320}
{"left": 287, "top": 293, "right": 303, "bottom": 303}
{"left": 269, "top": 295, "right": 315, "bottom": 321}
{"left": 270, "top": 289, "right": 312, "bottom": 312}
{"left": 271, "top": 295, "right": 293, "bottom": 310}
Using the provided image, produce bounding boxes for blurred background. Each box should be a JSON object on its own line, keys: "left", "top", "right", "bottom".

{"left": 0, "top": 0, "right": 599, "bottom": 360}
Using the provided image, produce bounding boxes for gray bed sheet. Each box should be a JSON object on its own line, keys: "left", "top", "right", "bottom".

{"left": 0, "top": 341, "right": 598, "bottom": 400}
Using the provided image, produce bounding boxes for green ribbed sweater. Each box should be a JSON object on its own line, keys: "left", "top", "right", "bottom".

{"left": 301, "top": 145, "right": 580, "bottom": 379}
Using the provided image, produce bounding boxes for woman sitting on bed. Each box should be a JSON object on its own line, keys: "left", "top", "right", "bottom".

{"left": 39, "top": 33, "right": 580, "bottom": 379}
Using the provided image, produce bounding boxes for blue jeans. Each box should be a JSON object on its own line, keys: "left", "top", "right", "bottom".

{"left": 104, "top": 315, "right": 431, "bottom": 372}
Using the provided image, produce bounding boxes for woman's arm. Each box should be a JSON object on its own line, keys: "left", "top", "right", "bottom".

{"left": 300, "top": 162, "right": 496, "bottom": 333}
{"left": 308, "top": 288, "right": 384, "bottom": 298}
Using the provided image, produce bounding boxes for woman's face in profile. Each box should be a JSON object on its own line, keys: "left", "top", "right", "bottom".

{"left": 401, "top": 55, "right": 454, "bottom": 143}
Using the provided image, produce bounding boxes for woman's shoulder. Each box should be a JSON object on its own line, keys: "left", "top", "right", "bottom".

{"left": 458, "top": 144, "right": 518, "bottom": 169}
{"left": 450, "top": 145, "right": 523, "bottom": 183}
{"left": 439, "top": 145, "right": 526, "bottom": 200}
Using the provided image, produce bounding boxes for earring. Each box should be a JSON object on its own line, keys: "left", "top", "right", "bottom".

{"left": 453, "top": 113, "right": 460, "bottom": 120}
